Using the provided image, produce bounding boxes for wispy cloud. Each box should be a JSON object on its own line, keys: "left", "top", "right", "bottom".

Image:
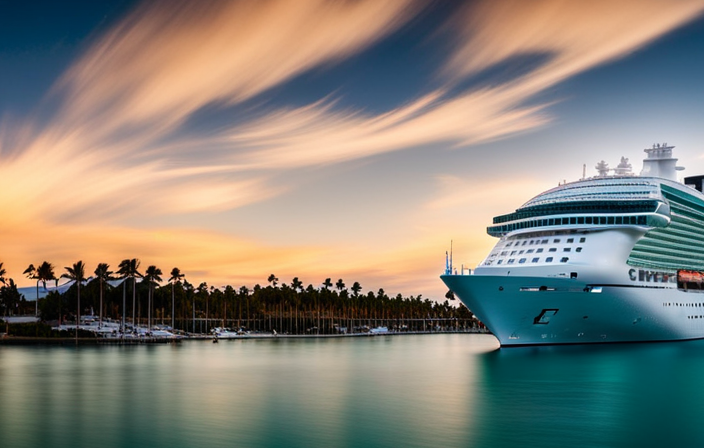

{"left": 0, "top": 0, "right": 423, "bottom": 228}
{"left": 443, "top": 0, "right": 704, "bottom": 88}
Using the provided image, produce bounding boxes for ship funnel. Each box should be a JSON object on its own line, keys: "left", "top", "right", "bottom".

{"left": 640, "top": 143, "right": 684, "bottom": 180}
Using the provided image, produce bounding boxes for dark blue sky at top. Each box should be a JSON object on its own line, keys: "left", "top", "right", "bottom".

{"left": 3, "top": 0, "right": 704, "bottom": 152}
{"left": 0, "top": 0, "right": 137, "bottom": 117}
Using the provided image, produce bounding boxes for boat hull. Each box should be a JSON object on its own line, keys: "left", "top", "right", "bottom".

{"left": 442, "top": 274, "right": 704, "bottom": 346}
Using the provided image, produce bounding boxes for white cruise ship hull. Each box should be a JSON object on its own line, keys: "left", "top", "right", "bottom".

{"left": 442, "top": 274, "right": 704, "bottom": 346}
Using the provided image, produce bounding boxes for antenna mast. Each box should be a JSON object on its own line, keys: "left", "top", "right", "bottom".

{"left": 450, "top": 240, "right": 453, "bottom": 275}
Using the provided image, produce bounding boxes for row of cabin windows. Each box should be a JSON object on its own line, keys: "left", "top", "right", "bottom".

{"left": 489, "top": 215, "right": 647, "bottom": 235}
{"left": 663, "top": 303, "right": 704, "bottom": 307}
{"left": 499, "top": 247, "right": 583, "bottom": 257}
{"left": 505, "top": 236, "right": 586, "bottom": 247}
{"left": 496, "top": 256, "right": 569, "bottom": 265}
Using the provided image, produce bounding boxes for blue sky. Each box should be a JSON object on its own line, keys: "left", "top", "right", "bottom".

{"left": 2, "top": 0, "right": 704, "bottom": 299}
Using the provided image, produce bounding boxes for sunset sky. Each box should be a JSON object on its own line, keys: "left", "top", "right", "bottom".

{"left": 3, "top": 0, "right": 704, "bottom": 300}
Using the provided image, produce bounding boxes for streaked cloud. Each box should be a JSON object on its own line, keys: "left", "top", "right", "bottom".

{"left": 443, "top": 0, "right": 704, "bottom": 89}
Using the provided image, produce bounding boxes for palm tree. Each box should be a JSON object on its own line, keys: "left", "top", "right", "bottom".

{"left": 169, "top": 267, "right": 185, "bottom": 330}
{"left": 143, "top": 265, "right": 163, "bottom": 333}
{"left": 118, "top": 258, "right": 141, "bottom": 330}
{"left": 351, "top": 281, "right": 362, "bottom": 298}
{"left": 335, "top": 279, "right": 346, "bottom": 293}
{"left": 62, "top": 261, "right": 86, "bottom": 341}
{"left": 0, "top": 262, "right": 5, "bottom": 317}
{"left": 184, "top": 280, "right": 195, "bottom": 333}
{"left": 196, "top": 282, "right": 208, "bottom": 332}
{"left": 322, "top": 278, "right": 332, "bottom": 291}
{"left": 36, "top": 262, "right": 56, "bottom": 318}
{"left": 94, "top": 263, "right": 114, "bottom": 328}
{"left": 117, "top": 259, "right": 129, "bottom": 333}
{"left": 267, "top": 274, "right": 278, "bottom": 288}
{"left": 291, "top": 277, "right": 303, "bottom": 292}
{"left": 23, "top": 264, "right": 38, "bottom": 315}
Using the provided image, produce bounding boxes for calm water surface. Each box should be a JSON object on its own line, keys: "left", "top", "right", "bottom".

{"left": 1, "top": 334, "right": 702, "bottom": 447}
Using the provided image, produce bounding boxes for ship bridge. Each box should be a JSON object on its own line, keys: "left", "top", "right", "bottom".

{"left": 487, "top": 177, "right": 671, "bottom": 237}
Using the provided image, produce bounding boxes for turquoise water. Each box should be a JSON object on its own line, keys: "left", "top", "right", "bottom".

{"left": 1, "top": 334, "right": 702, "bottom": 447}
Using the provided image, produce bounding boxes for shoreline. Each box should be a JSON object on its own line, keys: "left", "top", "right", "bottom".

{"left": 0, "top": 329, "right": 491, "bottom": 345}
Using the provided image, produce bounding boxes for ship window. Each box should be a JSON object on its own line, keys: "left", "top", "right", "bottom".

{"left": 542, "top": 239, "right": 548, "bottom": 244}
{"left": 560, "top": 257, "right": 569, "bottom": 263}
{"left": 510, "top": 251, "right": 517, "bottom": 255}
{"left": 570, "top": 217, "right": 576, "bottom": 224}
{"left": 536, "top": 248, "right": 544, "bottom": 253}
{"left": 506, "top": 242, "right": 513, "bottom": 247}
{"left": 497, "top": 260, "right": 503, "bottom": 265}
{"left": 546, "top": 257, "right": 553, "bottom": 262}
{"left": 549, "top": 248, "right": 557, "bottom": 252}
{"left": 566, "top": 238, "right": 574, "bottom": 243}
{"left": 607, "top": 216, "right": 614, "bottom": 224}
{"left": 500, "top": 251, "right": 507, "bottom": 256}
{"left": 542, "top": 219, "right": 547, "bottom": 226}
{"left": 519, "top": 250, "right": 524, "bottom": 255}
{"left": 527, "top": 249, "right": 534, "bottom": 254}
{"left": 564, "top": 248, "right": 571, "bottom": 252}
{"left": 549, "top": 219, "right": 555, "bottom": 225}
{"left": 638, "top": 215, "right": 646, "bottom": 225}
{"left": 578, "top": 217, "right": 585, "bottom": 224}
{"left": 519, "top": 258, "right": 527, "bottom": 264}
{"left": 586, "top": 217, "right": 593, "bottom": 224}
{"left": 579, "top": 237, "right": 586, "bottom": 243}
{"left": 600, "top": 217, "right": 607, "bottom": 224}
{"left": 616, "top": 216, "right": 623, "bottom": 224}
{"left": 532, "top": 258, "right": 540, "bottom": 263}
{"left": 554, "top": 239, "right": 560, "bottom": 243}
{"left": 522, "top": 241, "right": 527, "bottom": 246}
{"left": 507, "top": 259, "right": 515, "bottom": 264}
{"left": 529, "top": 240, "right": 535, "bottom": 245}
{"left": 576, "top": 247, "right": 583, "bottom": 253}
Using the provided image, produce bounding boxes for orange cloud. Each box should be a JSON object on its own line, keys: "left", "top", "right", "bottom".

{"left": 443, "top": 0, "right": 704, "bottom": 94}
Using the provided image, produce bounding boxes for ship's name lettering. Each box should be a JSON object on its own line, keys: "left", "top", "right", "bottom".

{"left": 628, "top": 268, "right": 676, "bottom": 283}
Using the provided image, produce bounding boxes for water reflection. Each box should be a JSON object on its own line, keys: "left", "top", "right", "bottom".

{"left": 2, "top": 335, "right": 701, "bottom": 448}
{"left": 472, "top": 340, "right": 704, "bottom": 447}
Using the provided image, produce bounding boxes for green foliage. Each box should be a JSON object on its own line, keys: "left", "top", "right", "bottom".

{"left": 39, "top": 291, "right": 65, "bottom": 321}
{"left": 0, "top": 279, "right": 23, "bottom": 316}
{"left": 1, "top": 259, "right": 481, "bottom": 335}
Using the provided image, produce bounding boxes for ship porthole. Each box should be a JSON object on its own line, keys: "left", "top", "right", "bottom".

{"left": 498, "top": 286, "right": 504, "bottom": 291}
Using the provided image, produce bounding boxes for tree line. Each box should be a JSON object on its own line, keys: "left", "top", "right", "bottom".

{"left": 0, "top": 260, "right": 478, "bottom": 334}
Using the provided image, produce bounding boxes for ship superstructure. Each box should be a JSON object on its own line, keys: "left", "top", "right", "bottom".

{"left": 441, "top": 144, "right": 704, "bottom": 346}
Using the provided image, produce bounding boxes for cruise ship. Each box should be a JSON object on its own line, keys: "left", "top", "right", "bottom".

{"left": 441, "top": 144, "right": 704, "bottom": 346}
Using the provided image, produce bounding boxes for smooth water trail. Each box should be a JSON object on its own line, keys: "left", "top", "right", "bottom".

{"left": 1, "top": 335, "right": 703, "bottom": 447}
